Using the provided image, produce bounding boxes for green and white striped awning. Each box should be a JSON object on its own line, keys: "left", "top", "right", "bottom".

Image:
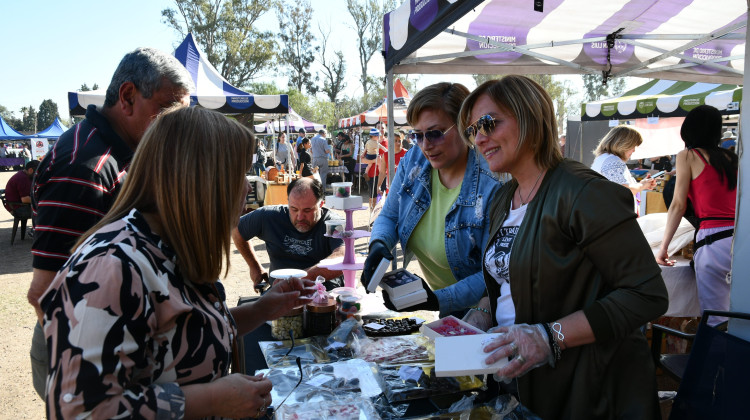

{"left": 582, "top": 79, "right": 742, "bottom": 121}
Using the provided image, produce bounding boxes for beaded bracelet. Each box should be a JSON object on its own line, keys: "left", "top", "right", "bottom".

{"left": 541, "top": 322, "right": 562, "bottom": 364}
{"left": 472, "top": 306, "right": 490, "bottom": 315}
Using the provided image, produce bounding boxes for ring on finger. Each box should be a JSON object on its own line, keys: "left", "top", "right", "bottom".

{"left": 509, "top": 341, "right": 518, "bottom": 355}
{"left": 516, "top": 354, "right": 526, "bottom": 365}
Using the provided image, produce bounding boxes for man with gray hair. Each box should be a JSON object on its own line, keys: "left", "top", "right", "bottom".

{"left": 27, "top": 47, "right": 193, "bottom": 399}
{"left": 310, "top": 129, "right": 330, "bottom": 192}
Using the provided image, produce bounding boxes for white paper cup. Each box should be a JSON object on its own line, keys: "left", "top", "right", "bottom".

{"left": 332, "top": 182, "right": 352, "bottom": 198}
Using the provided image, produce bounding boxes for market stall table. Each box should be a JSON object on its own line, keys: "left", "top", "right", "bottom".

{"left": 237, "top": 290, "right": 468, "bottom": 418}
{"left": 245, "top": 175, "right": 266, "bottom": 205}
{"left": 0, "top": 157, "right": 24, "bottom": 169}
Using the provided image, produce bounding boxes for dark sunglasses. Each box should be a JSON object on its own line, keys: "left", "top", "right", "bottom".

{"left": 411, "top": 124, "right": 455, "bottom": 145}
{"left": 464, "top": 115, "right": 498, "bottom": 141}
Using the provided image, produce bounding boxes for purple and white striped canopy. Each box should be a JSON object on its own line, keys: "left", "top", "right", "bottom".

{"left": 384, "top": 0, "right": 745, "bottom": 84}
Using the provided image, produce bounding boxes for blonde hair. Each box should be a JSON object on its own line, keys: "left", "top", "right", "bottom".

{"left": 407, "top": 82, "right": 471, "bottom": 147}
{"left": 76, "top": 106, "right": 255, "bottom": 284}
{"left": 594, "top": 125, "right": 643, "bottom": 160}
{"left": 459, "top": 75, "right": 562, "bottom": 170}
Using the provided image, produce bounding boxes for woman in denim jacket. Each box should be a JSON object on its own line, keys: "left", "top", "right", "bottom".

{"left": 361, "top": 83, "right": 502, "bottom": 317}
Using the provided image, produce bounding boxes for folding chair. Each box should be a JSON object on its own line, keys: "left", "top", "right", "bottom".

{"left": 660, "top": 310, "right": 750, "bottom": 419}
{"left": 0, "top": 188, "right": 31, "bottom": 245}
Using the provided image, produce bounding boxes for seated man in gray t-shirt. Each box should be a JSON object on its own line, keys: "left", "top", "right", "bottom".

{"left": 232, "top": 177, "right": 345, "bottom": 289}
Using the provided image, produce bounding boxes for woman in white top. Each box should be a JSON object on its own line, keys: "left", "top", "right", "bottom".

{"left": 274, "top": 132, "right": 295, "bottom": 172}
{"left": 591, "top": 125, "right": 656, "bottom": 213}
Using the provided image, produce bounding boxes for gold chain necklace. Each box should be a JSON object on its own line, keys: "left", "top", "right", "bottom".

{"left": 518, "top": 170, "right": 544, "bottom": 206}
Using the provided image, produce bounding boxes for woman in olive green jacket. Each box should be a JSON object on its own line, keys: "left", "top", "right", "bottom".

{"left": 459, "top": 76, "right": 669, "bottom": 419}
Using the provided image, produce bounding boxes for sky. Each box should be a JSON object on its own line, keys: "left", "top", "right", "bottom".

{"left": 0, "top": 0, "right": 621, "bottom": 124}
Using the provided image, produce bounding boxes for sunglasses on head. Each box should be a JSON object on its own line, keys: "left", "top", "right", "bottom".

{"left": 411, "top": 124, "right": 455, "bottom": 145}
{"left": 464, "top": 114, "right": 498, "bottom": 141}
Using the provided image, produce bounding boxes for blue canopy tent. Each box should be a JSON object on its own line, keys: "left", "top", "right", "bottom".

{"left": 0, "top": 116, "right": 26, "bottom": 140}
{"left": 33, "top": 117, "right": 68, "bottom": 138}
{"left": 68, "top": 33, "right": 288, "bottom": 116}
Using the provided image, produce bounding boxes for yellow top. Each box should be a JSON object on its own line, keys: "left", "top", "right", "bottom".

{"left": 407, "top": 168, "right": 462, "bottom": 291}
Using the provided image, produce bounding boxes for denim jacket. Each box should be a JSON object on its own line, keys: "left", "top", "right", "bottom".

{"left": 371, "top": 146, "right": 502, "bottom": 316}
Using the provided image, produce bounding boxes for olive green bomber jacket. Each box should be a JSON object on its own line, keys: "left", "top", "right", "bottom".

{"left": 484, "top": 159, "right": 668, "bottom": 419}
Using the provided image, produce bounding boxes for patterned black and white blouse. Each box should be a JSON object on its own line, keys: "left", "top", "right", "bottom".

{"left": 41, "top": 209, "right": 236, "bottom": 419}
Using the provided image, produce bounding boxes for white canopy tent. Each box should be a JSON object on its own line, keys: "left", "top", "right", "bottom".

{"left": 381, "top": 0, "right": 750, "bottom": 337}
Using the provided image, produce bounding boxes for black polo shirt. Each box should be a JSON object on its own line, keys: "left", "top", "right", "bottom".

{"left": 31, "top": 105, "right": 133, "bottom": 271}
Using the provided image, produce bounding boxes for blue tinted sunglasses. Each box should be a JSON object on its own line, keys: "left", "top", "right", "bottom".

{"left": 411, "top": 124, "right": 455, "bottom": 145}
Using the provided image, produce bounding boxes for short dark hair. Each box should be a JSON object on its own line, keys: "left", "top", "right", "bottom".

{"left": 318, "top": 129, "right": 326, "bottom": 135}
{"left": 25, "top": 160, "right": 40, "bottom": 171}
{"left": 298, "top": 128, "right": 306, "bottom": 134}
{"left": 287, "top": 177, "right": 324, "bottom": 201}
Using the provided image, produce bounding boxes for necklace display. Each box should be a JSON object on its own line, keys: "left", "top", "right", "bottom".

{"left": 518, "top": 170, "right": 544, "bottom": 206}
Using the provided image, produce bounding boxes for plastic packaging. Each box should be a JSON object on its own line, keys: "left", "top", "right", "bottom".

{"left": 324, "top": 219, "right": 345, "bottom": 236}
{"left": 374, "top": 364, "right": 484, "bottom": 403}
{"left": 273, "top": 395, "right": 382, "bottom": 420}
{"left": 271, "top": 306, "right": 304, "bottom": 340}
{"left": 331, "top": 181, "right": 353, "bottom": 198}
{"left": 352, "top": 335, "right": 433, "bottom": 365}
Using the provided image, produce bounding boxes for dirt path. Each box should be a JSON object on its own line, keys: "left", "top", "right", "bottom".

{"left": 0, "top": 170, "right": 401, "bottom": 419}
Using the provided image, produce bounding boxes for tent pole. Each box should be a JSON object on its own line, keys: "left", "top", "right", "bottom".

{"left": 387, "top": 72, "right": 395, "bottom": 189}
{"left": 728, "top": 9, "right": 750, "bottom": 340}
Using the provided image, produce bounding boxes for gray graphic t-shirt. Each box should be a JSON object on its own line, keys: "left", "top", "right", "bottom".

{"left": 237, "top": 205, "right": 344, "bottom": 273}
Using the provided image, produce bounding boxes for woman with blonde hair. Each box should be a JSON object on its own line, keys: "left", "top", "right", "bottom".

{"left": 41, "top": 106, "right": 312, "bottom": 419}
{"left": 360, "top": 82, "right": 501, "bottom": 316}
{"left": 592, "top": 125, "right": 657, "bottom": 209}
{"left": 459, "top": 76, "right": 667, "bottom": 418}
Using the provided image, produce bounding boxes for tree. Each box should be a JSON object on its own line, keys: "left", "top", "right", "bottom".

{"left": 472, "top": 74, "right": 575, "bottom": 137}
{"left": 37, "top": 100, "right": 59, "bottom": 130}
{"left": 318, "top": 23, "right": 347, "bottom": 103}
{"left": 0, "top": 105, "right": 23, "bottom": 130}
{"left": 162, "top": 0, "right": 276, "bottom": 88}
{"left": 20, "top": 106, "right": 38, "bottom": 133}
{"left": 346, "top": 0, "right": 396, "bottom": 96}
{"left": 582, "top": 73, "right": 626, "bottom": 102}
{"left": 79, "top": 83, "right": 99, "bottom": 91}
{"left": 277, "top": 0, "right": 319, "bottom": 95}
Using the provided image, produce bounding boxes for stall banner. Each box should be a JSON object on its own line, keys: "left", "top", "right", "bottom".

{"left": 32, "top": 138, "right": 48, "bottom": 160}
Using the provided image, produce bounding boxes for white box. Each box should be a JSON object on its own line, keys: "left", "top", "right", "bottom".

{"left": 380, "top": 269, "right": 423, "bottom": 297}
{"left": 420, "top": 315, "right": 485, "bottom": 340}
{"left": 434, "top": 333, "right": 509, "bottom": 377}
{"left": 389, "top": 288, "right": 427, "bottom": 310}
{"left": 366, "top": 258, "right": 392, "bottom": 293}
{"left": 326, "top": 195, "right": 363, "bottom": 210}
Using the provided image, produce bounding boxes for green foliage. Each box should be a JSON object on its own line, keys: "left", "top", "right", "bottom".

{"left": 246, "top": 81, "right": 284, "bottom": 95}
{"left": 582, "top": 73, "right": 626, "bottom": 102}
{"left": 79, "top": 83, "right": 99, "bottom": 91}
{"left": 277, "top": 0, "right": 319, "bottom": 95}
{"left": 471, "top": 74, "right": 575, "bottom": 137}
{"left": 0, "top": 105, "right": 23, "bottom": 130}
{"left": 162, "top": 0, "right": 276, "bottom": 88}
{"left": 20, "top": 106, "right": 38, "bottom": 132}
{"left": 318, "top": 24, "right": 347, "bottom": 103}
{"left": 37, "top": 100, "right": 59, "bottom": 131}
{"left": 346, "top": 0, "right": 396, "bottom": 96}
{"left": 286, "top": 88, "right": 336, "bottom": 129}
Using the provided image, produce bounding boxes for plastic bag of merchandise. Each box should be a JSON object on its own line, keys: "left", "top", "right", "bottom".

{"left": 323, "top": 317, "right": 365, "bottom": 361}
{"left": 374, "top": 364, "right": 484, "bottom": 403}
{"left": 274, "top": 394, "right": 382, "bottom": 420}
{"left": 352, "top": 334, "right": 434, "bottom": 365}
